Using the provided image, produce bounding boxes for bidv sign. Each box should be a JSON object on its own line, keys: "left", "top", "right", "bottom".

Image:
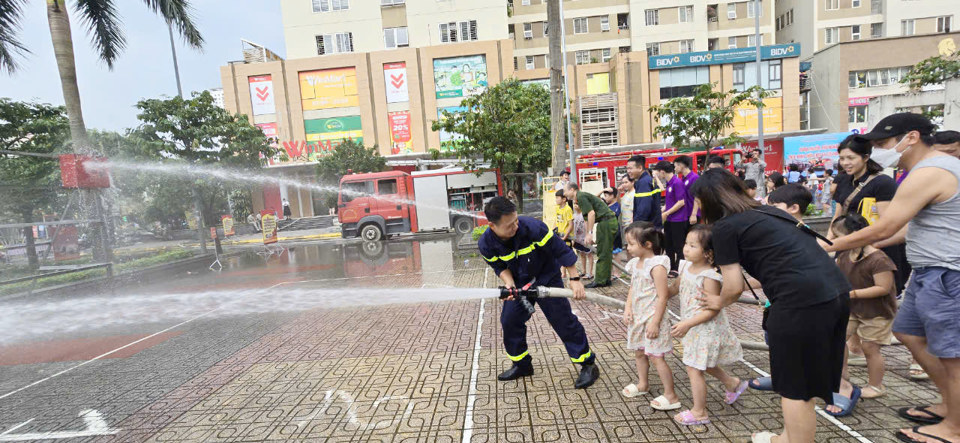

{"left": 649, "top": 43, "right": 799, "bottom": 70}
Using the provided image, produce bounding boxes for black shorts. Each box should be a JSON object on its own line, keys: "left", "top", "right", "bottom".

{"left": 767, "top": 294, "right": 849, "bottom": 403}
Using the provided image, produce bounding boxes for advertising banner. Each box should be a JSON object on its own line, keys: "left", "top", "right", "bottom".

{"left": 248, "top": 75, "right": 275, "bottom": 116}
{"left": 304, "top": 116, "right": 363, "bottom": 144}
{"left": 741, "top": 139, "right": 785, "bottom": 174}
{"left": 299, "top": 68, "right": 359, "bottom": 111}
{"left": 261, "top": 210, "right": 279, "bottom": 245}
{"left": 52, "top": 224, "right": 80, "bottom": 261}
{"left": 586, "top": 73, "right": 610, "bottom": 95}
{"left": 256, "top": 122, "right": 285, "bottom": 167}
{"left": 437, "top": 106, "right": 468, "bottom": 150}
{"left": 783, "top": 132, "right": 850, "bottom": 168}
{"left": 433, "top": 55, "right": 488, "bottom": 98}
{"left": 649, "top": 43, "right": 800, "bottom": 69}
{"left": 210, "top": 227, "right": 218, "bottom": 240}
{"left": 384, "top": 62, "right": 409, "bottom": 103}
{"left": 733, "top": 97, "right": 783, "bottom": 135}
{"left": 388, "top": 111, "right": 413, "bottom": 154}
{"left": 221, "top": 215, "right": 235, "bottom": 236}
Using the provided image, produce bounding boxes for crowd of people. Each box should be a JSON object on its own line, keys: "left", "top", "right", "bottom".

{"left": 479, "top": 112, "right": 960, "bottom": 443}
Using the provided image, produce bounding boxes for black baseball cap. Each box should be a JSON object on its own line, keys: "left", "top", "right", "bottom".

{"left": 652, "top": 160, "right": 674, "bottom": 172}
{"left": 856, "top": 112, "right": 937, "bottom": 141}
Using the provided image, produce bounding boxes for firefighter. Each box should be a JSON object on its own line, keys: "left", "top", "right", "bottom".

{"left": 478, "top": 197, "right": 600, "bottom": 389}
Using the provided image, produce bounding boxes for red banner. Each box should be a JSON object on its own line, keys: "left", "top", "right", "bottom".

{"left": 388, "top": 111, "right": 412, "bottom": 154}
{"left": 260, "top": 210, "right": 279, "bottom": 245}
{"left": 221, "top": 215, "right": 235, "bottom": 236}
{"left": 209, "top": 227, "right": 218, "bottom": 240}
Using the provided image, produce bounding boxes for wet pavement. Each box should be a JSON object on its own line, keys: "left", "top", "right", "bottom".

{"left": 0, "top": 237, "right": 940, "bottom": 442}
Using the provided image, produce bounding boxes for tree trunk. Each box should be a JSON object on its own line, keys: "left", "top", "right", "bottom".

{"left": 21, "top": 211, "right": 39, "bottom": 270}
{"left": 547, "top": 0, "right": 566, "bottom": 176}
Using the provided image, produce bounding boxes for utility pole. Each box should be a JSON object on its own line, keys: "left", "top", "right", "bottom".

{"left": 754, "top": 0, "right": 765, "bottom": 186}
{"left": 558, "top": 0, "right": 577, "bottom": 184}
{"left": 167, "top": 20, "right": 184, "bottom": 99}
{"left": 547, "top": 0, "right": 565, "bottom": 177}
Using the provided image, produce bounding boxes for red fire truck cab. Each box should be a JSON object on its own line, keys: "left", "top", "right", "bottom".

{"left": 575, "top": 148, "right": 744, "bottom": 189}
{"left": 338, "top": 168, "right": 501, "bottom": 241}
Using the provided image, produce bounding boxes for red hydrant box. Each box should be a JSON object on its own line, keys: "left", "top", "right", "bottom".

{"left": 59, "top": 154, "right": 111, "bottom": 188}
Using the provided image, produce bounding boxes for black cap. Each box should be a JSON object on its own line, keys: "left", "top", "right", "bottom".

{"left": 856, "top": 113, "right": 937, "bottom": 141}
{"left": 652, "top": 160, "right": 674, "bottom": 172}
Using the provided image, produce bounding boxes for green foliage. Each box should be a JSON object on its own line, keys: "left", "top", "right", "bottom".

{"left": 430, "top": 79, "right": 552, "bottom": 176}
{"left": 0, "top": 99, "right": 69, "bottom": 222}
{"left": 315, "top": 139, "right": 387, "bottom": 184}
{"left": 649, "top": 83, "right": 771, "bottom": 153}
{"left": 471, "top": 224, "right": 489, "bottom": 241}
{"left": 901, "top": 50, "right": 960, "bottom": 90}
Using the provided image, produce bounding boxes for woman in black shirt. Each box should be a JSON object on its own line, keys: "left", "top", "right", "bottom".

{"left": 693, "top": 169, "right": 851, "bottom": 443}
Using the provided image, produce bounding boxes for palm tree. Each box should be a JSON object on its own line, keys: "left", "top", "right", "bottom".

{"left": 0, "top": 0, "right": 203, "bottom": 260}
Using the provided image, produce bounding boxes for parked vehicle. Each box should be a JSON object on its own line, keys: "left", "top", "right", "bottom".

{"left": 338, "top": 168, "right": 501, "bottom": 241}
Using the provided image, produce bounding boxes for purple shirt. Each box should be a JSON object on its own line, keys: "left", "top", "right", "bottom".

{"left": 664, "top": 175, "right": 689, "bottom": 222}
{"left": 682, "top": 172, "right": 700, "bottom": 218}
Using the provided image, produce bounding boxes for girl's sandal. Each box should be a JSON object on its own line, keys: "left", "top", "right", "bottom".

{"left": 621, "top": 383, "right": 648, "bottom": 398}
{"left": 674, "top": 410, "right": 710, "bottom": 426}
{"left": 861, "top": 385, "right": 885, "bottom": 399}
{"left": 909, "top": 363, "right": 930, "bottom": 380}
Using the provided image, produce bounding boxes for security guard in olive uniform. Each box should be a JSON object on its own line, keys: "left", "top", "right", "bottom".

{"left": 564, "top": 182, "right": 619, "bottom": 288}
{"left": 478, "top": 197, "right": 600, "bottom": 389}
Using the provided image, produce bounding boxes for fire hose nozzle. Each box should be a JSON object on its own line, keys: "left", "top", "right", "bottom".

{"left": 498, "top": 286, "right": 541, "bottom": 300}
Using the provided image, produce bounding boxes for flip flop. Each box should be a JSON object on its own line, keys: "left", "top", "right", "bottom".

{"left": 650, "top": 394, "right": 681, "bottom": 411}
{"left": 749, "top": 376, "right": 774, "bottom": 391}
{"left": 621, "top": 383, "right": 648, "bottom": 398}
{"left": 674, "top": 410, "right": 710, "bottom": 426}
{"left": 898, "top": 406, "right": 945, "bottom": 425}
{"left": 861, "top": 385, "right": 885, "bottom": 399}
{"left": 725, "top": 380, "right": 749, "bottom": 405}
{"left": 909, "top": 363, "right": 930, "bottom": 380}
{"left": 825, "top": 385, "right": 861, "bottom": 417}
{"left": 752, "top": 431, "right": 777, "bottom": 443}
{"left": 895, "top": 426, "right": 954, "bottom": 443}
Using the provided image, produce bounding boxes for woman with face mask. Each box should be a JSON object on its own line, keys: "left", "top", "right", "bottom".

{"left": 826, "top": 113, "right": 960, "bottom": 443}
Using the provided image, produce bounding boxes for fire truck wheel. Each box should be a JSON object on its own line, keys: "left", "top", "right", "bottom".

{"left": 454, "top": 217, "right": 474, "bottom": 234}
{"left": 360, "top": 223, "right": 383, "bottom": 241}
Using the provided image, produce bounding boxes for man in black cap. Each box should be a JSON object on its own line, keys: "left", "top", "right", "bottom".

{"left": 826, "top": 113, "right": 960, "bottom": 443}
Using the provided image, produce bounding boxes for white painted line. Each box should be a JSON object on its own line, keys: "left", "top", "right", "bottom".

{"left": 462, "top": 268, "right": 489, "bottom": 442}
{"left": 0, "top": 410, "right": 118, "bottom": 441}
{"left": 0, "top": 419, "right": 33, "bottom": 436}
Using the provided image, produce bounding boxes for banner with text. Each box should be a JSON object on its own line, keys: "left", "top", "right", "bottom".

{"left": 434, "top": 55, "right": 488, "bottom": 99}
{"left": 261, "top": 210, "right": 278, "bottom": 245}
{"left": 782, "top": 132, "right": 850, "bottom": 168}
{"left": 437, "top": 106, "right": 468, "bottom": 151}
{"left": 248, "top": 75, "right": 275, "bottom": 116}
{"left": 733, "top": 97, "right": 784, "bottom": 135}
{"left": 221, "top": 215, "right": 235, "bottom": 236}
{"left": 384, "top": 62, "right": 409, "bottom": 103}
{"left": 299, "top": 68, "right": 359, "bottom": 111}
{"left": 388, "top": 111, "right": 413, "bottom": 154}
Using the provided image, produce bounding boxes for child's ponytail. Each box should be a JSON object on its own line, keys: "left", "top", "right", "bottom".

{"left": 625, "top": 221, "right": 665, "bottom": 255}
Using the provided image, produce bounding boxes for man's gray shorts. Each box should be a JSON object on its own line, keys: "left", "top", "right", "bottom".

{"left": 893, "top": 267, "right": 960, "bottom": 358}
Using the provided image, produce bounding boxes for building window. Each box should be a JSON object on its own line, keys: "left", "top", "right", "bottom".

{"left": 871, "top": 0, "right": 882, "bottom": 14}
{"left": 902, "top": 19, "right": 915, "bottom": 36}
{"left": 747, "top": 34, "right": 762, "bottom": 47}
{"left": 728, "top": 36, "right": 737, "bottom": 48}
{"left": 384, "top": 27, "right": 408, "bottom": 48}
{"left": 938, "top": 16, "right": 952, "bottom": 33}
{"left": 851, "top": 24, "right": 861, "bottom": 40}
{"left": 733, "top": 63, "right": 745, "bottom": 90}
{"left": 732, "top": 60, "right": 781, "bottom": 90}
{"left": 645, "top": 9, "right": 659, "bottom": 26}
{"left": 871, "top": 22, "right": 883, "bottom": 38}
{"left": 601, "top": 48, "right": 612, "bottom": 62}
{"left": 525, "top": 56, "right": 535, "bottom": 70}
{"left": 852, "top": 0, "right": 860, "bottom": 7}
{"left": 380, "top": 0, "right": 404, "bottom": 5}
{"left": 826, "top": 0, "right": 838, "bottom": 10}
{"left": 727, "top": 3, "right": 736, "bottom": 19}
{"left": 849, "top": 105, "right": 868, "bottom": 124}
{"left": 787, "top": 9, "right": 793, "bottom": 25}
{"left": 575, "top": 50, "right": 591, "bottom": 65}
{"left": 748, "top": 1, "right": 760, "bottom": 18}
{"left": 659, "top": 66, "right": 710, "bottom": 99}
{"left": 312, "top": 0, "right": 349, "bottom": 12}
{"left": 680, "top": 39, "right": 694, "bottom": 53}
{"left": 646, "top": 42, "right": 660, "bottom": 56}
{"left": 543, "top": 21, "right": 549, "bottom": 36}
{"left": 849, "top": 66, "right": 911, "bottom": 88}
{"left": 316, "top": 32, "right": 353, "bottom": 55}
{"left": 439, "top": 20, "right": 478, "bottom": 42}
{"left": 601, "top": 15, "right": 611, "bottom": 31}
{"left": 679, "top": 6, "right": 693, "bottom": 23}
{"left": 574, "top": 17, "right": 588, "bottom": 34}
{"left": 514, "top": 57, "right": 518, "bottom": 71}
{"left": 825, "top": 27, "right": 838, "bottom": 44}
{"left": 521, "top": 0, "right": 530, "bottom": 5}
{"left": 523, "top": 23, "right": 533, "bottom": 39}
{"left": 776, "top": 17, "right": 782, "bottom": 31}
{"left": 768, "top": 59, "right": 781, "bottom": 89}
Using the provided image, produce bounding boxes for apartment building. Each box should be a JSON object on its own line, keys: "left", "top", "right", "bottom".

{"left": 776, "top": 0, "right": 959, "bottom": 59}
{"left": 280, "top": 0, "right": 510, "bottom": 58}
{"left": 806, "top": 32, "right": 959, "bottom": 134}
{"left": 508, "top": 0, "right": 775, "bottom": 72}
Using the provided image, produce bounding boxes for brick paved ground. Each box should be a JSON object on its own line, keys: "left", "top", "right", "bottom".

{"left": 0, "top": 240, "right": 942, "bottom": 442}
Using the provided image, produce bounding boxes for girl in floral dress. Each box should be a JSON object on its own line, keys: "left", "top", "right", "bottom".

{"left": 669, "top": 225, "right": 748, "bottom": 426}
{"left": 621, "top": 222, "right": 680, "bottom": 411}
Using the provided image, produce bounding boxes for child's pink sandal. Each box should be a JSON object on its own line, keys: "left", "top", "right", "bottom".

{"left": 674, "top": 410, "right": 710, "bottom": 426}
{"left": 725, "top": 380, "right": 749, "bottom": 405}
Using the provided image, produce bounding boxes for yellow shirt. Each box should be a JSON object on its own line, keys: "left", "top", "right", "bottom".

{"left": 556, "top": 204, "right": 573, "bottom": 237}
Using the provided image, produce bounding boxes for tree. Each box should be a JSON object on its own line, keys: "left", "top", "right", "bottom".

{"left": 0, "top": 0, "right": 203, "bottom": 260}
{"left": 131, "top": 91, "right": 278, "bottom": 229}
{"left": 0, "top": 99, "right": 70, "bottom": 269}
{"left": 649, "top": 83, "right": 771, "bottom": 153}
{"left": 430, "top": 78, "right": 552, "bottom": 199}
{"left": 901, "top": 50, "right": 960, "bottom": 91}
{"left": 315, "top": 139, "right": 386, "bottom": 211}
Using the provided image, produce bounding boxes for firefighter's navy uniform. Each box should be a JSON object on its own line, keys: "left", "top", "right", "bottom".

{"left": 478, "top": 216, "right": 595, "bottom": 367}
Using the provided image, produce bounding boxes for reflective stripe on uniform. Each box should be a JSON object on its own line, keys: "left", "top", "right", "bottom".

{"left": 570, "top": 350, "right": 592, "bottom": 363}
{"left": 482, "top": 230, "right": 553, "bottom": 263}
{"left": 635, "top": 188, "right": 662, "bottom": 197}
{"left": 507, "top": 350, "right": 530, "bottom": 361}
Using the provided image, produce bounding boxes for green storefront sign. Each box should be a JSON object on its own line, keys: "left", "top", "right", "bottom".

{"left": 648, "top": 43, "right": 801, "bottom": 70}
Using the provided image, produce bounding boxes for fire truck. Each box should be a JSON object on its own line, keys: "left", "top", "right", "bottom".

{"left": 575, "top": 148, "right": 744, "bottom": 190}
{"left": 338, "top": 168, "right": 501, "bottom": 241}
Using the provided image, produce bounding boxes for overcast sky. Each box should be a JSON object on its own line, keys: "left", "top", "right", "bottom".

{"left": 0, "top": 1, "right": 285, "bottom": 131}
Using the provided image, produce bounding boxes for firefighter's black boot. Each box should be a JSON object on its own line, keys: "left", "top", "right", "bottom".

{"left": 574, "top": 363, "right": 599, "bottom": 389}
{"left": 498, "top": 357, "right": 534, "bottom": 381}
